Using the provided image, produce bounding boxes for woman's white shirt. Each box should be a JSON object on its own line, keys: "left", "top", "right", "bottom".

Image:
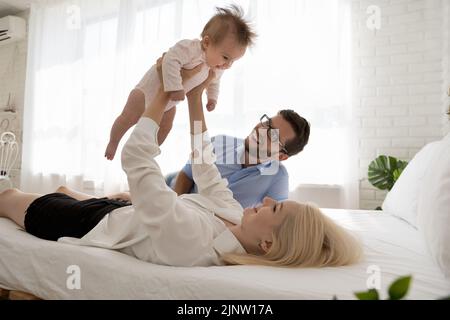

{"left": 58, "top": 117, "right": 245, "bottom": 266}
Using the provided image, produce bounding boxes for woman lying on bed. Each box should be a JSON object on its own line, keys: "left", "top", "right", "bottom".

{"left": 0, "top": 61, "right": 362, "bottom": 268}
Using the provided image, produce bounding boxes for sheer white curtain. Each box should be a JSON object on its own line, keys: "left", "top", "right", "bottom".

{"left": 445, "top": 0, "right": 450, "bottom": 136}
{"left": 21, "top": 0, "right": 357, "bottom": 207}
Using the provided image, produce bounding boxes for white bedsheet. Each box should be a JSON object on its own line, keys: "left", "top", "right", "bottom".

{"left": 1, "top": 209, "right": 449, "bottom": 299}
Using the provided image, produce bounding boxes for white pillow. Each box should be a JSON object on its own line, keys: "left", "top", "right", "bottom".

{"left": 417, "top": 133, "right": 450, "bottom": 277}
{"left": 382, "top": 140, "right": 443, "bottom": 227}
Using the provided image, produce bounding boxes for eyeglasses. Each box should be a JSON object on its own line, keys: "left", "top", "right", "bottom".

{"left": 259, "top": 114, "right": 288, "bottom": 155}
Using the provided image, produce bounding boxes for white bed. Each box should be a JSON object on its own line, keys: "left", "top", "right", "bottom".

{"left": 1, "top": 208, "right": 449, "bottom": 300}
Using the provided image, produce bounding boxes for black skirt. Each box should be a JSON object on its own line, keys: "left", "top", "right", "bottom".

{"left": 24, "top": 193, "right": 131, "bottom": 241}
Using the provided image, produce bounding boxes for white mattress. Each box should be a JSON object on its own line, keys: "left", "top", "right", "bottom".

{"left": 1, "top": 209, "right": 449, "bottom": 299}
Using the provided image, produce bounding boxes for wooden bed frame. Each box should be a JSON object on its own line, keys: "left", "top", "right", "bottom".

{"left": 0, "top": 287, "right": 41, "bottom": 300}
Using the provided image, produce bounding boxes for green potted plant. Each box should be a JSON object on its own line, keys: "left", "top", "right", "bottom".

{"left": 368, "top": 155, "right": 408, "bottom": 192}
{"left": 367, "top": 155, "right": 408, "bottom": 209}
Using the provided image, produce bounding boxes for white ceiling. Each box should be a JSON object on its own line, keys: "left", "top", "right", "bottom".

{"left": 0, "top": 0, "right": 35, "bottom": 17}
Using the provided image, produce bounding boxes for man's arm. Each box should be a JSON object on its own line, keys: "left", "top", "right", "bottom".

{"left": 173, "top": 170, "right": 194, "bottom": 196}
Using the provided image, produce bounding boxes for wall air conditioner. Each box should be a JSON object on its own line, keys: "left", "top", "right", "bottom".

{"left": 0, "top": 16, "right": 26, "bottom": 47}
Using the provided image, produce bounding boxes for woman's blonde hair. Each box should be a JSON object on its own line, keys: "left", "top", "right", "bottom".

{"left": 221, "top": 203, "right": 363, "bottom": 267}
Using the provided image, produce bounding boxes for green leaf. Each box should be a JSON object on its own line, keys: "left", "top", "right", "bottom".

{"left": 354, "top": 289, "right": 379, "bottom": 300}
{"left": 393, "top": 161, "right": 408, "bottom": 183}
{"left": 388, "top": 276, "right": 412, "bottom": 300}
{"left": 392, "top": 169, "right": 402, "bottom": 182}
{"left": 368, "top": 155, "right": 409, "bottom": 191}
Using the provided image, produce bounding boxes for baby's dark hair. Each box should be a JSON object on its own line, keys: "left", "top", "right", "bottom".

{"left": 201, "top": 4, "right": 257, "bottom": 47}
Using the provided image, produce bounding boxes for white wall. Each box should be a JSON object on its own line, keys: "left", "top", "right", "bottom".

{"left": 0, "top": 10, "right": 28, "bottom": 188}
{"left": 352, "top": 0, "right": 449, "bottom": 209}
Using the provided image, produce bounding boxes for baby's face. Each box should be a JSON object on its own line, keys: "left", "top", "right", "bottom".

{"left": 203, "top": 35, "right": 246, "bottom": 70}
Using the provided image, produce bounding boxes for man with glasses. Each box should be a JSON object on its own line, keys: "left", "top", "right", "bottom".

{"left": 170, "top": 110, "right": 310, "bottom": 208}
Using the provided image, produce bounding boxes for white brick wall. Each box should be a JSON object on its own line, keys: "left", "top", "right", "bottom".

{"left": 353, "top": 0, "right": 449, "bottom": 209}
{"left": 0, "top": 11, "right": 28, "bottom": 188}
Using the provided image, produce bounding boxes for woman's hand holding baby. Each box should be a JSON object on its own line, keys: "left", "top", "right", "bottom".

{"left": 169, "top": 90, "right": 185, "bottom": 102}
{"left": 186, "top": 69, "right": 216, "bottom": 100}
{"left": 142, "top": 55, "right": 206, "bottom": 125}
{"left": 156, "top": 54, "right": 204, "bottom": 87}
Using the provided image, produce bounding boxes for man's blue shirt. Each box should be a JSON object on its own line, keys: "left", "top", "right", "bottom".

{"left": 181, "top": 135, "right": 289, "bottom": 208}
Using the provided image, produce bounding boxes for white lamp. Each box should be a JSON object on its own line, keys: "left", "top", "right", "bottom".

{"left": 0, "top": 132, "right": 18, "bottom": 190}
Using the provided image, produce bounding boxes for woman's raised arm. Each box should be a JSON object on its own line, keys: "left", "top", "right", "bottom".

{"left": 186, "top": 69, "right": 216, "bottom": 135}
{"left": 183, "top": 69, "right": 243, "bottom": 212}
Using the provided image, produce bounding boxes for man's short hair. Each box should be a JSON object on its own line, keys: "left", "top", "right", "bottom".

{"left": 201, "top": 4, "right": 257, "bottom": 47}
{"left": 279, "top": 109, "right": 310, "bottom": 156}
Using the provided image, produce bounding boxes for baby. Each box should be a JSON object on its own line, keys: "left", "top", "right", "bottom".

{"left": 105, "top": 5, "right": 256, "bottom": 160}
